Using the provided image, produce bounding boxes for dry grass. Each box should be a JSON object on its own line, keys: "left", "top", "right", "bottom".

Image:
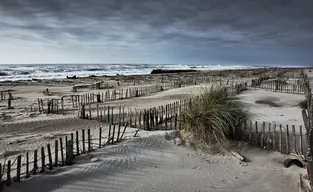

{"left": 181, "top": 86, "right": 252, "bottom": 148}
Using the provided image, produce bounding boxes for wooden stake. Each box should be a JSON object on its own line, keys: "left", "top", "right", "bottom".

{"left": 300, "top": 125, "right": 304, "bottom": 155}
{"left": 286, "top": 125, "right": 290, "bottom": 154}
{"left": 99, "top": 127, "right": 102, "bottom": 147}
{"left": 55, "top": 140, "right": 59, "bottom": 166}
{"left": 26, "top": 152, "right": 29, "bottom": 178}
{"left": 60, "top": 138, "right": 64, "bottom": 166}
{"left": 46, "top": 144, "right": 52, "bottom": 171}
{"left": 6, "top": 160, "right": 11, "bottom": 186}
{"left": 16, "top": 155, "right": 21, "bottom": 182}
{"left": 76, "top": 131, "right": 79, "bottom": 155}
{"left": 33, "top": 149, "right": 38, "bottom": 174}
{"left": 41, "top": 146, "right": 45, "bottom": 173}
{"left": 82, "top": 129, "right": 86, "bottom": 153}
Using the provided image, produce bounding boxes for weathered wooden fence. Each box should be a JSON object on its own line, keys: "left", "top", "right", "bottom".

{"left": 0, "top": 123, "right": 136, "bottom": 189}
{"left": 253, "top": 79, "right": 305, "bottom": 94}
{"left": 301, "top": 70, "right": 313, "bottom": 189}
{"left": 79, "top": 81, "right": 307, "bottom": 157}
{"left": 26, "top": 77, "right": 226, "bottom": 114}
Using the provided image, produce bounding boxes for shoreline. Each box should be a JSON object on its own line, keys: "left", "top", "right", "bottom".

{"left": 0, "top": 66, "right": 311, "bottom": 84}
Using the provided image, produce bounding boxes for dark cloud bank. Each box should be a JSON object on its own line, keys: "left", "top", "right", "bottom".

{"left": 0, "top": 0, "right": 312, "bottom": 65}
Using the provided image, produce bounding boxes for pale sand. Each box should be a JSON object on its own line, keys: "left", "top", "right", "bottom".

{"left": 0, "top": 85, "right": 305, "bottom": 159}
{"left": 4, "top": 130, "right": 305, "bottom": 192}
{"left": 237, "top": 89, "right": 305, "bottom": 130}
{"left": 0, "top": 72, "right": 308, "bottom": 191}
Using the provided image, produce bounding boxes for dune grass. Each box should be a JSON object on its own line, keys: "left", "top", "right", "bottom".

{"left": 182, "top": 86, "right": 252, "bottom": 146}
{"left": 298, "top": 99, "right": 308, "bottom": 109}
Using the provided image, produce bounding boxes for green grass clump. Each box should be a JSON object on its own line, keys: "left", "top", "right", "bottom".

{"left": 298, "top": 99, "right": 308, "bottom": 109}
{"left": 182, "top": 86, "right": 252, "bottom": 146}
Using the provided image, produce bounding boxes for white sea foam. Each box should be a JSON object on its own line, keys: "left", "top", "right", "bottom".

{"left": 0, "top": 63, "right": 302, "bottom": 82}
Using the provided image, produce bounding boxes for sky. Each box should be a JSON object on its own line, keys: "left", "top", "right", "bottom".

{"left": 0, "top": 0, "right": 312, "bottom": 65}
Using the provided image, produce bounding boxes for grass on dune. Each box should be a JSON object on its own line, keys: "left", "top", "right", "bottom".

{"left": 182, "top": 86, "right": 252, "bottom": 146}
{"left": 298, "top": 99, "right": 308, "bottom": 109}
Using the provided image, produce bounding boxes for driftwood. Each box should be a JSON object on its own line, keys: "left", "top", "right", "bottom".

{"left": 231, "top": 151, "right": 244, "bottom": 161}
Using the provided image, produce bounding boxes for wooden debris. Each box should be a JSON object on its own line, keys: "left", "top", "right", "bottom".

{"left": 231, "top": 151, "right": 244, "bottom": 161}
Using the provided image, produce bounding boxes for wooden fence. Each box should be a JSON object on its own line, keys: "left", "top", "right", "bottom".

{"left": 79, "top": 81, "right": 308, "bottom": 156}
{"left": 26, "top": 76, "right": 227, "bottom": 114}
{"left": 0, "top": 123, "right": 137, "bottom": 188}
{"left": 301, "top": 70, "right": 313, "bottom": 189}
{"left": 253, "top": 79, "right": 305, "bottom": 94}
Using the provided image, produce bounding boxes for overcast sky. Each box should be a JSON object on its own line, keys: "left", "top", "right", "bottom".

{"left": 0, "top": 0, "right": 312, "bottom": 65}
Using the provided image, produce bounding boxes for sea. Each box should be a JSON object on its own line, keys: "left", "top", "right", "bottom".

{"left": 0, "top": 63, "right": 305, "bottom": 82}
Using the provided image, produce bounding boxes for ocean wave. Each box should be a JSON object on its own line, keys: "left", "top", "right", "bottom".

{"left": 0, "top": 63, "right": 273, "bottom": 82}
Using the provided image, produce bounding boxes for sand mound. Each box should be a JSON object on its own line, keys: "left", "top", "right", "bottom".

{"left": 4, "top": 130, "right": 304, "bottom": 192}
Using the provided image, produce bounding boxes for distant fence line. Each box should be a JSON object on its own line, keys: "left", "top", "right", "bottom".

{"left": 25, "top": 76, "right": 232, "bottom": 114}
{"left": 25, "top": 69, "right": 299, "bottom": 115}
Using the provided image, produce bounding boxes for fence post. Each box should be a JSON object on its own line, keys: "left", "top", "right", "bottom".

{"left": 88, "top": 129, "right": 91, "bottom": 152}
{"left": 55, "top": 140, "right": 59, "bottom": 166}
{"left": 16, "top": 155, "right": 21, "bottom": 182}
{"left": 33, "top": 149, "right": 38, "bottom": 174}
{"left": 99, "top": 127, "right": 102, "bottom": 147}
{"left": 47, "top": 144, "right": 53, "bottom": 170}
{"left": 6, "top": 160, "right": 11, "bottom": 186}
{"left": 26, "top": 152, "right": 29, "bottom": 178}
{"left": 41, "top": 146, "right": 45, "bottom": 173}
{"left": 66, "top": 140, "right": 74, "bottom": 165}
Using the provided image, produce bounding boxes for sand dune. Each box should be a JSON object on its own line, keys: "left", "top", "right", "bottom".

{"left": 4, "top": 130, "right": 305, "bottom": 192}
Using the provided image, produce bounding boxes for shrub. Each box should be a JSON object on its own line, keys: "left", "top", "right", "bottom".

{"left": 298, "top": 99, "right": 308, "bottom": 109}
{"left": 182, "top": 86, "right": 252, "bottom": 146}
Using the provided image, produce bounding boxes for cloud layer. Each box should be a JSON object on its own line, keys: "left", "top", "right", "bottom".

{"left": 0, "top": 0, "right": 312, "bottom": 65}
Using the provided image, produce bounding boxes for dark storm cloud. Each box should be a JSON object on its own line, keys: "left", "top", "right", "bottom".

{"left": 0, "top": 0, "right": 312, "bottom": 64}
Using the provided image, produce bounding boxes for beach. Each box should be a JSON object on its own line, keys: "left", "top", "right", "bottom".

{"left": 0, "top": 67, "right": 310, "bottom": 192}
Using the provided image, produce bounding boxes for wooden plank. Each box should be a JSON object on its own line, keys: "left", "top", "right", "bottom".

{"left": 300, "top": 125, "right": 304, "bottom": 155}
{"left": 88, "top": 129, "right": 91, "bottom": 152}
{"left": 99, "top": 127, "right": 102, "bottom": 148}
{"left": 273, "top": 124, "right": 276, "bottom": 151}
{"left": 47, "top": 144, "right": 53, "bottom": 170}
{"left": 33, "top": 149, "right": 38, "bottom": 174}
{"left": 112, "top": 124, "right": 116, "bottom": 144}
{"left": 26, "top": 152, "right": 29, "bottom": 178}
{"left": 108, "top": 124, "right": 112, "bottom": 144}
{"left": 6, "top": 160, "right": 11, "bottom": 186}
{"left": 75, "top": 131, "right": 79, "bottom": 156}
{"left": 60, "top": 138, "right": 65, "bottom": 166}
{"left": 117, "top": 124, "right": 121, "bottom": 141}
{"left": 41, "top": 146, "right": 45, "bottom": 173}
{"left": 279, "top": 124, "right": 283, "bottom": 152}
{"left": 292, "top": 125, "right": 296, "bottom": 153}
{"left": 286, "top": 125, "right": 290, "bottom": 154}
{"left": 16, "top": 155, "right": 21, "bottom": 182}
{"left": 255, "top": 121, "right": 259, "bottom": 145}
{"left": 261, "top": 122, "right": 265, "bottom": 148}
{"left": 55, "top": 140, "right": 59, "bottom": 166}
{"left": 231, "top": 151, "right": 244, "bottom": 161}
{"left": 82, "top": 129, "right": 86, "bottom": 153}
